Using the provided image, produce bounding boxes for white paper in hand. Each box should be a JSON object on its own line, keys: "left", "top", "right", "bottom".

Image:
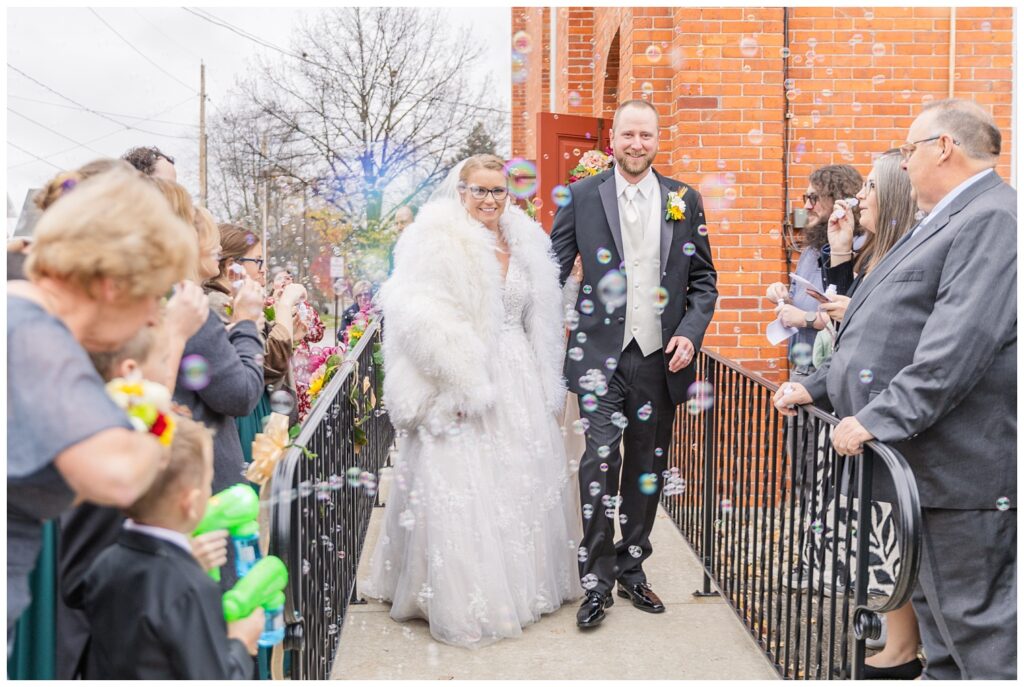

{"left": 767, "top": 317, "right": 799, "bottom": 345}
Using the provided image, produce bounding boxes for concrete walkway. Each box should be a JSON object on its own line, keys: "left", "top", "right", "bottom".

{"left": 332, "top": 506, "right": 778, "bottom": 680}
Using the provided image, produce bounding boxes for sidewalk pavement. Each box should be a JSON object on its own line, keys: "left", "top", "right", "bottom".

{"left": 331, "top": 505, "right": 779, "bottom": 680}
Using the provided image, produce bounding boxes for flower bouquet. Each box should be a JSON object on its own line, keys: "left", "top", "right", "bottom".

{"left": 567, "top": 147, "right": 614, "bottom": 183}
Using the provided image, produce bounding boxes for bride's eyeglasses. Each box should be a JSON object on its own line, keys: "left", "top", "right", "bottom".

{"left": 459, "top": 183, "right": 509, "bottom": 201}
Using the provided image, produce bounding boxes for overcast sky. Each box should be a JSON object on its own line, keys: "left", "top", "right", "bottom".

{"left": 5, "top": 6, "right": 511, "bottom": 217}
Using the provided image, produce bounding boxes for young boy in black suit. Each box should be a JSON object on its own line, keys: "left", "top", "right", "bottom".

{"left": 58, "top": 327, "right": 229, "bottom": 678}
{"left": 78, "top": 416, "right": 263, "bottom": 679}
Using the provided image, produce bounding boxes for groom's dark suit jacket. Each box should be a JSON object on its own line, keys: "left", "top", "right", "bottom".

{"left": 551, "top": 167, "right": 718, "bottom": 405}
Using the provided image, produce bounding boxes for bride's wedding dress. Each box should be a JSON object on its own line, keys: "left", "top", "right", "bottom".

{"left": 363, "top": 253, "right": 583, "bottom": 648}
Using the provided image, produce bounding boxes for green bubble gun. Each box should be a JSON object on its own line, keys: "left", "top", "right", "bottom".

{"left": 193, "top": 484, "right": 260, "bottom": 582}
{"left": 222, "top": 555, "right": 289, "bottom": 647}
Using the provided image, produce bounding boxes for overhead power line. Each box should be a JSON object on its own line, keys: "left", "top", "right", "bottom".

{"left": 88, "top": 9, "right": 198, "bottom": 94}
{"left": 8, "top": 107, "right": 110, "bottom": 158}
{"left": 8, "top": 93, "right": 200, "bottom": 128}
{"left": 6, "top": 94, "right": 200, "bottom": 170}
{"left": 7, "top": 141, "right": 63, "bottom": 170}
{"left": 181, "top": 6, "right": 511, "bottom": 117}
{"left": 7, "top": 64, "right": 198, "bottom": 141}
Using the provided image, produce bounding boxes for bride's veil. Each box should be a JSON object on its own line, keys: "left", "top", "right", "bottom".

{"left": 428, "top": 159, "right": 468, "bottom": 204}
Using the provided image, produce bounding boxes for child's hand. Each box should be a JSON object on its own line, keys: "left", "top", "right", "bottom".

{"left": 190, "top": 530, "right": 229, "bottom": 573}
{"left": 227, "top": 608, "right": 265, "bottom": 655}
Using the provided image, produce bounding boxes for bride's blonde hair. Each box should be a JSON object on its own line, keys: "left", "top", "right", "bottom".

{"left": 458, "top": 154, "right": 506, "bottom": 183}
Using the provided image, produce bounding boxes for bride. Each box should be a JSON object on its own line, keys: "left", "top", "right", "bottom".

{"left": 362, "top": 154, "right": 583, "bottom": 648}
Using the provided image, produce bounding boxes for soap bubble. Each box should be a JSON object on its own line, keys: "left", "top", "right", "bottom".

{"left": 646, "top": 45, "right": 663, "bottom": 63}
{"left": 638, "top": 473, "right": 659, "bottom": 495}
{"left": 780, "top": 46, "right": 791, "bottom": 58}
{"left": 270, "top": 390, "right": 295, "bottom": 414}
{"left": 628, "top": 545, "right": 643, "bottom": 558}
{"left": 581, "top": 573, "right": 599, "bottom": 590}
{"left": 512, "top": 30, "right": 532, "bottom": 53}
{"left": 589, "top": 481, "right": 602, "bottom": 497}
{"left": 399, "top": 510, "right": 416, "bottom": 529}
{"left": 597, "top": 247, "right": 612, "bottom": 264}
{"left": 581, "top": 394, "right": 599, "bottom": 413}
{"left": 599, "top": 462, "right": 609, "bottom": 472}
{"left": 597, "top": 270, "right": 628, "bottom": 311}
{"left": 568, "top": 91, "right": 582, "bottom": 108}
{"left": 687, "top": 381, "right": 715, "bottom": 413}
{"left": 739, "top": 36, "right": 759, "bottom": 57}
{"left": 859, "top": 369, "right": 874, "bottom": 384}
{"left": 611, "top": 412, "right": 629, "bottom": 429}
{"left": 572, "top": 418, "right": 590, "bottom": 435}
{"left": 568, "top": 347, "right": 584, "bottom": 362}
{"left": 682, "top": 242, "right": 696, "bottom": 256}
{"left": 506, "top": 159, "right": 538, "bottom": 198}
{"left": 578, "top": 546, "right": 589, "bottom": 562}
{"left": 552, "top": 185, "right": 572, "bottom": 207}
{"left": 697, "top": 224, "right": 709, "bottom": 236}
{"left": 582, "top": 504, "right": 594, "bottom": 519}
{"left": 597, "top": 445, "right": 611, "bottom": 459}
{"left": 181, "top": 354, "right": 210, "bottom": 390}
{"left": 996, "top": 496, "right": 1011, "bottom": 511}
{"left": 811, "top": 520, "right": 824, "bottom": 534}
{"left": 605, "top": 357, "right": 618, "bottom": 371}
{"left": 981, "top": 21, "right": 992, "bottom": 32}
{"left": 720, "top": 498, "right": 733, "bottom": 514}
{"left": 576, "top": 332, "right": 588, "bottom": 344}
{"left": 580, "top": 299, "right": 595, "bottom": 315}
{"left": 748, "top": 128, "right": 764, "bottom": 145}
{"left": 637, "top": 402, "right": 653, "bottom": 422}
{"left": 652, "top": 287, "right": 669, "bottom": 310}
{"left": 791, "top": 342, "right": 813, "bottom": 367}
{"left": 871, "top": 43, "right": 886, "bottom": 57}
{"left": 582, "top": 284, "right": 593, "bottom": 295}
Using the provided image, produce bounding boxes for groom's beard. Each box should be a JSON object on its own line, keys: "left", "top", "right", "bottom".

{"left": 614, "top": 150, "right": 656, "bottom": 177}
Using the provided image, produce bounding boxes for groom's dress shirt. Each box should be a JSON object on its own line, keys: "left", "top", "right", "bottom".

{"left": 615, "top": 166, "right": 662, "bottom": 355}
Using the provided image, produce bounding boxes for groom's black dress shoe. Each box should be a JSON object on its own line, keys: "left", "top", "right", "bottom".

{"left": 617, "top": 581, "right": 665, "bottom": 613}
{"left": 576, "top": 590, "right": 613, "bottom": 628}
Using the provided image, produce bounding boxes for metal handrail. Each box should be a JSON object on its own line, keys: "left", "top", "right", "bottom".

{"left": 701, "top": 348, "right": 922, "bottom": 614}
{"left": 268, "top": 316, "right": 390, "bottom": 679}
{"left": 666, "top": 348, "right": 923, "bottom": 680}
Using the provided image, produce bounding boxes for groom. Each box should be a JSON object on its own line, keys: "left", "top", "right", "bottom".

{"left": 551, "top": 100, "right": 718, "bottom": 629}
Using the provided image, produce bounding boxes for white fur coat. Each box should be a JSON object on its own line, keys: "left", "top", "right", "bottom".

{"left": 380, "top": 199, "right": 567, "bottom": 432}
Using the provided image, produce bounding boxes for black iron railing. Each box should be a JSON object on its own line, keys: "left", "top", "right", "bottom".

{"left": 663, "top": 350, "right": 921, "bottom": 680}
{"left": 268, "top": 317, "right": 393, "bottom": 680}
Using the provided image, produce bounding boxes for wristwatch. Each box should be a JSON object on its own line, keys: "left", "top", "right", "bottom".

{"left": 804, "top": 311, "right": 817, "bottom": 328}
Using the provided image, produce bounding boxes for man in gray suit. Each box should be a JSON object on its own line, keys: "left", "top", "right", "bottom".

{"left": 775, "top": 99, "right": 1016, "bottom": 679}
{"left": 551, "top": 100, "right": 718, "bottom": 629}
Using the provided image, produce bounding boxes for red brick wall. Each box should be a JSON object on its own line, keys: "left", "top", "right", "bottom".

{"left": 511, "top": 6, "right": 1014, "bottom": 381}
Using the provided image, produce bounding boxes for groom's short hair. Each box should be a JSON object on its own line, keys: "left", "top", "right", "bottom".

{"left": 612, "top": 100, "right": 659, "bottom": 131}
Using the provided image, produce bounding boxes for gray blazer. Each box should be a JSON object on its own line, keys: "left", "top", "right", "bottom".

{"left": 550, "top": 168, "right": 718, "bottom": 405}
{"left": 803, "top": 171, "right": 1016, "bottom": 509}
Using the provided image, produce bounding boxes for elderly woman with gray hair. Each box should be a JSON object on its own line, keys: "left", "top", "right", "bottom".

{"left": 6, "top": 167, "right": 198, "bottom": 646}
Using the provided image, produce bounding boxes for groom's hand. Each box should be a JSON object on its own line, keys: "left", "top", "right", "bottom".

{"left": 665, "top": 336, "right": 695, "bottom": 373}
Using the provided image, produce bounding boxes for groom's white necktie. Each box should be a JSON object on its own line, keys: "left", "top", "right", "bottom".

{"left": 623, "top": 184, "right": 642, "bottom": 230}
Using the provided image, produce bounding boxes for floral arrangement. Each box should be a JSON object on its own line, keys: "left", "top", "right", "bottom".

{"left": 294, "top": 344, "right": 344, "bottom": 422}
{"left": 106, "top": 378, "right": 176, "bottom": 446}
{"left": 343, "top": 312, "right": 370, "bottom": 349}
{"left": 665, "top": 191, "right": 687, "bottom": 221}
{"left": 568, "top": 147, "right": 614, "bottom": 183}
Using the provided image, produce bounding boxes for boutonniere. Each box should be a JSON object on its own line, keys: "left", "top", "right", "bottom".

{"left": 665, "top": 191, "right": 686, "bottom": 221}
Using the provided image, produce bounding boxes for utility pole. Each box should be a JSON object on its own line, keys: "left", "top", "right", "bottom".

{"left": 261, "top": 134, "right": 269, "bottom": 272}
{"left": 199, "top": 62, "right": 208, "bottom": 206}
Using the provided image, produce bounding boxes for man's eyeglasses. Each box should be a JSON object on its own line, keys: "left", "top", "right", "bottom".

{"left": 461, "top": 184, "right": 509, "bottom": 201}
{"left": 802, "top": 193, "right": 821, "bottom": 206}
{"left": 237, "top": 257, "right": 264, "bottom": 270}
{"left": 899, "top": 135, "right": 959, "bottom": 161}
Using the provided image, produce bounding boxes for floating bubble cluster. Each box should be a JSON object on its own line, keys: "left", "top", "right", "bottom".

{"left": 181, "top": 354, "right": 210, "bottom": 391}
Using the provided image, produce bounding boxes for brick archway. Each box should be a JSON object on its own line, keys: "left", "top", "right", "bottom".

{"left": 601, "top": 30, "right": 620, "bottom": 119}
